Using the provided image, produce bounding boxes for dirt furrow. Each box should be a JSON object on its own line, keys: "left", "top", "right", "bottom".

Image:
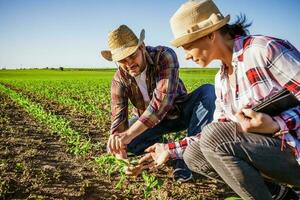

{"left": 0, "top": 91, "right": 126, "bottom": 199}
{"left": 1, "top": 82, "right": 110, "bottom": 154}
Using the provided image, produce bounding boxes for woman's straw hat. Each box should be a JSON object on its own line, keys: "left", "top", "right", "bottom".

{"left": 101, "top": 25, "right": 145, "bottom": 61}
{"left": 170, "top": 0, "right": 230, "bottom": 47}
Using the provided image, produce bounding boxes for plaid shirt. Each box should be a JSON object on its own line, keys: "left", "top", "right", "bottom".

{"left": 168, "top": 35, "right": 300, "bottom": 165}
{"left": 110, "top": 46, "right": 188, "bottom": 134}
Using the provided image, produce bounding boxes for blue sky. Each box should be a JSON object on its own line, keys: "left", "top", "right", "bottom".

{"left": 0, "top": 0, "right": 299, "bottom": 69}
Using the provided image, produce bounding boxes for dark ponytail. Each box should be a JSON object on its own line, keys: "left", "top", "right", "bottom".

{"left": 220, "top": 14, "right": 252, "bottom": 38}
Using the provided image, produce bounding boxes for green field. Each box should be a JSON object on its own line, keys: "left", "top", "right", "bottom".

{"left": 0, "top": 68, "right": 236, "bottom": 199}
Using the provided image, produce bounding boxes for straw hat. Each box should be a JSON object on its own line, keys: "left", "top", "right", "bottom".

{"left": 101, "top": 25, "right": 145, "bottom": 61}
{"left": 170, "top": 0, "right": 230, "bottom": 47}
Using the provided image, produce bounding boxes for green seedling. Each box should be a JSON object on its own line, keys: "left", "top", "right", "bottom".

{"left": 142, "top": 171, "right": 163, "bottom": 199}
{"left": 94, "top": 154, "right": 128, "bottom": 189}
{"left": 15, "top": 162, "right": 24, "bottom": 172}
{"left": 0, "top": 84, "right": 92, "bottom": 156}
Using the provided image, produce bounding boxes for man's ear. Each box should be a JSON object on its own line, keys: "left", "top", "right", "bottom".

{"left": 207, "top": 32, "right": 216, "bottom": 42}
{"left": 139, "top": 42, "right": 145, "bottom": 49}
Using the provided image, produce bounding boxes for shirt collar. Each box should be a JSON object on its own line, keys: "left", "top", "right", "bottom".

{"left": 220, "top": 36, "right": 243, "bottom": 79}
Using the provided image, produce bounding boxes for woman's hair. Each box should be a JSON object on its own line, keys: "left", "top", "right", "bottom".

{"left": 219, "top": 14, "right": 252, "bottom": 38}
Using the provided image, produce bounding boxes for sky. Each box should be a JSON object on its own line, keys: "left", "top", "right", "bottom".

{"left": 0, "top": 0, "right": 299, "bottom": 69}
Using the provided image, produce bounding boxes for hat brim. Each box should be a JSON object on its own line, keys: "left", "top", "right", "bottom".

{"left": 170, "top": 15, "right": 230, "bottom": 47}
{"left": 101, "top": 29, "right": 145, "bottom": 62}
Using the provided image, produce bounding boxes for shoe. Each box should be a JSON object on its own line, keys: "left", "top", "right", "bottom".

{"left": 272, "top": 186, "right": 300, "bottom": 200}
{"left": 172, "top": 159, "right": 193, "bottom": 183}
{"left": 281, "top": 187, "right": 299, "bottom": 200}
{"left": 173, "top": 168, "right": 193, "bottom": 183}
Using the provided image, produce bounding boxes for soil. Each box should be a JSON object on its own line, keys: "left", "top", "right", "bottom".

{"left": 0, "top": 84, "right": 235, "bottom": 199}
{"left": 0, "top": 91, "right": 126, "bottom": 199}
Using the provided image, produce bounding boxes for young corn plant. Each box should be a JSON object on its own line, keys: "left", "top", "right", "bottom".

{"left": 0, "top": 84, "right": 92, "bottom": 155}
{"left": 94, "top": 154, "right": 164, "bottom": 198}
{"left": 141, "top": 171, "right": 163, "bottom": 199}
{"left": 94, "top": 154, "right": 128, "bottom": 189}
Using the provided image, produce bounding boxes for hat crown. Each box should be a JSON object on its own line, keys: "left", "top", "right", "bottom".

{"left": 108, "top": 25, "right": 138, "bottom": 50}
{"left": 170, "top": 0, "right": 229, "bottom": 47}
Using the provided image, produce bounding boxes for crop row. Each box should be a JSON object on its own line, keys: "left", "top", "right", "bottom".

{"left": 0, "top": 83, "right": 92, "bottom": 155}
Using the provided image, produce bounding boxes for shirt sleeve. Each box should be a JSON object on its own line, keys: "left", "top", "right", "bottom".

{"left": 256, "top": 39, "right": 300, "bottom": 132}
{"left": 138, "top": 47, "right": 180, "bottom": 127}
{"left": 167, "top": 134, "right": 201, "bottom": 159}
{"left": 110, "top": 72, "right": 129, "bottom": 134}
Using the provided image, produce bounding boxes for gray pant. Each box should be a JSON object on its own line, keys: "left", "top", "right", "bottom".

{"left": 183, "top": 122, "right": 300, "bottom": 200}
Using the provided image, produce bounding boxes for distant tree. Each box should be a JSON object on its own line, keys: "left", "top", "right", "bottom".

{"left": 59, "top": 67, "right": 64, "bottom": 71}
{"left": 1, "top": 68, "right": 6, "bottom": 70}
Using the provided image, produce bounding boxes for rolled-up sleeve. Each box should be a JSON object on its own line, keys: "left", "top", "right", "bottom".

{"left": 110, "top": 73, "right": 129, "bottom": 134}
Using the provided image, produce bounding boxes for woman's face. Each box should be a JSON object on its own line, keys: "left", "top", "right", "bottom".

{"left": 182, "top": 35, "right": 215, "bottom": 67}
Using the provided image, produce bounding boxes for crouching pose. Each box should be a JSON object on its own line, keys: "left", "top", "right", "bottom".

{"left": 101, "top": 24, "right": 216, "bottom": 182}
{"left": 138, "top": 1, "right": 300, "bottom": 199}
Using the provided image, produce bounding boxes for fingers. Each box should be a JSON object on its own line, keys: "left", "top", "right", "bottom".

{"left": 115, "top": 149, "right": 128, "bottom": 160}
{"left": 139, "top": 153, "right": 153, "bottom": 164}
{"left": 242, "top": 108, "right": 257, "bottom": 118}
{"left": 107, "top": 136, "right": 113, "bottom": 153}
{"left": 144, "top": 144, "right": 157, "bottom": 153}
{"left": 107, "top": 134, "right": 127, "bottom": 155}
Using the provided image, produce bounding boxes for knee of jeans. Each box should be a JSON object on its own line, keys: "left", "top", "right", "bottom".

{"left": 199, "top": 84, "right": 215, "bottom": 98}
{"left": 197, "top": 84, "right": 216, "bottom": 110}
{"left": 200, "top": 122, "right": 224, "bottom": 152}
{"left": 200, "top": 122, "right": 236, "bottom": 153}
{"left": 183, "top": 141, "right": 205, "bottom": 173}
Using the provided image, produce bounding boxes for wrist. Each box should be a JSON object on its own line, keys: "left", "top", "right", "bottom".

{"left": 163, "top": 144, "right": 170, "bottom": 159}
{"left": 271, "top": 119, "right": 280, "bottom": 133}
{"left": 124, "top": 130, "right": 134, "bottom": 143}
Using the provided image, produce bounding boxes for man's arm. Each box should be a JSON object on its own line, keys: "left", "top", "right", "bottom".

{"left": 110, "top": 73, "right": 129, "bottom": 135}
{"left": 138, "top": 47, "right": 181, "bottom": 128}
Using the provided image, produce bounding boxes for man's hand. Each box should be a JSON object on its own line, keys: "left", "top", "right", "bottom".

{"left": 107, "top": 132, "right": 132, "bottom": 157}
{"left": 107, "top": 121, "right": 148, "bottom": 155}
{"left": 138, "top": 143, "right": 170, "bottom": 169}
{"left": 235, "top": 108, "right": 280, "bottom": 134}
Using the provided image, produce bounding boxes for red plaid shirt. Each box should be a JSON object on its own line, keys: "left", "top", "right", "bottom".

{"left": 110, "top": 46, "right": 188, "bottom": 134}
{"left": 168, "top": 35, "right": 300, "bottom": 165}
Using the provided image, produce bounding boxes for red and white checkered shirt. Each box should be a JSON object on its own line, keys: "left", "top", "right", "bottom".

{"left": 168, "top": 35, "right": 300, "bottom": 165}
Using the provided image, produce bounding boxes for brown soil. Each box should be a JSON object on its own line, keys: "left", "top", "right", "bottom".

{"left": 0, "top": 91, "right": 126, "bottom": 199}
{"left": 0, "top": 84, "right": 235, "bottom": 199}
{"left": 2, "top": 83, "right": 110, "bottom": 154}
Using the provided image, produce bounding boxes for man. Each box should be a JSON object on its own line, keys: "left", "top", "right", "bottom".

{"left": 101, "top": 24, "right": 216, "bottom": 182}
{"left": 137, "top": 0, "right": 300, "bottom": 199}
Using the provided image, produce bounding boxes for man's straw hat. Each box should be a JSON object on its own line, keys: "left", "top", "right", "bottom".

{"left": 170, "top": 0, "right": 230, "bottom": 47}
{"left": 101, "top": 25, "right": 145, "bottom": 62}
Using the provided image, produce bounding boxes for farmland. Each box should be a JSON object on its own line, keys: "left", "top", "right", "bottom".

{"left": 0, "top": 68, "right": 234, "bottom": 199}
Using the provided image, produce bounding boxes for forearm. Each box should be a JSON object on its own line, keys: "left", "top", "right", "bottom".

{"left": 126, "top": 120, "right": 148, "bottom": 141}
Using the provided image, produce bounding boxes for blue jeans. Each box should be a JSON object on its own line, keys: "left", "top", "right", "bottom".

{"left": 127, "top": 84, "right": 216, "bottom": 155}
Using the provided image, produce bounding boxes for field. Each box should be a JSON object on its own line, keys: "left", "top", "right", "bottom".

{"left": 0, "top": 68, "right": 235, "bottom": 199}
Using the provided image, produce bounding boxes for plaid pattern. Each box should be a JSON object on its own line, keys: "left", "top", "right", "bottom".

{"left": 168, "top": 35, "right": 300, "bottom": 164}
{"left": 110, "top": 46, "right": 188, "bottom": 134}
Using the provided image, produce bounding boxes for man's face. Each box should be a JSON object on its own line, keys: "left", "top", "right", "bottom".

{"left": 117, "top": 47, "right": 146, "bottom": 77}
{"left": 182, "top": 36, "right": 214, "bottom": 67}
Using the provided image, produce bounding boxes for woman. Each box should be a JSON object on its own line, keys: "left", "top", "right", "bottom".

{"left": 137, "top": 0, "right": 300, "bottom": 199}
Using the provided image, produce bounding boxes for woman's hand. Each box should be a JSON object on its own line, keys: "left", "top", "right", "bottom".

{"left": 235, "top": 108, "right": 280, "bottom": 134}
{"left": 138, "top": 143, "right": 170, "bottom": 169}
